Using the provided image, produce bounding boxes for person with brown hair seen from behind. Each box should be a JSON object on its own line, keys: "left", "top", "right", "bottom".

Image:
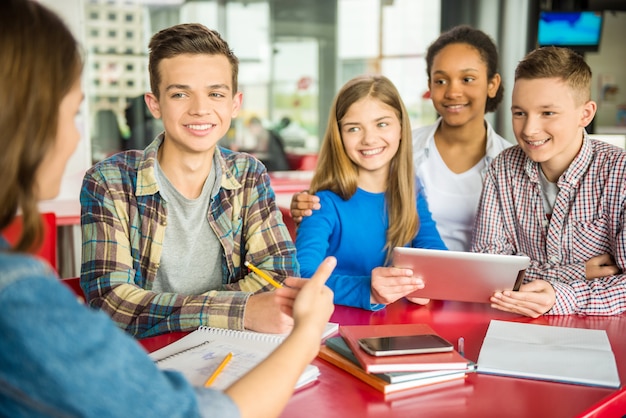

{"left": 80, "top": 24, "right": 299, "bottom": 338}
{"left": 472, "top": 46, "right": 626, "bottom": 318}
{"left": 0, "top": 1, "right": 336, "bottom": 417}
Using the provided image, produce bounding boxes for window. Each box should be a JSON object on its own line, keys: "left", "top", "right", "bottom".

{"left": 81, "top": 0, "right": 440, "bottom": 161}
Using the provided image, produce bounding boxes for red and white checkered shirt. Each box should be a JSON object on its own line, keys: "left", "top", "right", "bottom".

{"left": 472, "top": 134, "right": 626, "bottom": 315}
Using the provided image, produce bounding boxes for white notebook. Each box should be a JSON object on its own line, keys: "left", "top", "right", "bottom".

{"left": 150, "top": 323, "right": 338, "bottom": 390}
{"left": 477, "top": 320, "right": 621, "bottom": 388}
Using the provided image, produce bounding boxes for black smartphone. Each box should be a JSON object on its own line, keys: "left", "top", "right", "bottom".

{"left": 358, "top": 334, "right": 454, "bottom": 357}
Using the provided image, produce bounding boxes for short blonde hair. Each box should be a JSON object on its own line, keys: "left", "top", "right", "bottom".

{"left": 515, "top": 46, "right": 591, "bottom": 105}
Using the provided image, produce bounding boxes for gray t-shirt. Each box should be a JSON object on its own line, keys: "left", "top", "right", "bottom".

{"left": 152, "top": 155, "right": 224, "bottom": 295}
{"left": 539, "top": 168, "right": 559, "bottom": 217}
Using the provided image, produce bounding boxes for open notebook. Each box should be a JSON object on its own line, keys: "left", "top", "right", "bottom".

{"left": 150, "top": 322, "right": 338, "bottom": 390}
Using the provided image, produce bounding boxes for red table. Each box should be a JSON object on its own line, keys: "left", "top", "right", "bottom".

{"left": 139, "top": 299, "right": 626, "bottom": 418}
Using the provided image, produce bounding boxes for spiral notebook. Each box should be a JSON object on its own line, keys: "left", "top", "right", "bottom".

{"left": 150, "top": 323, "right": 338, "bottom": 390}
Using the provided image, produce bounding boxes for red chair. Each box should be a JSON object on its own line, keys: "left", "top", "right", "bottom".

{"left": 279, "top": 206, "right": 297, "bottom": 242}
{"left": 1, "top": 212, "right": 57, "bottom": 271}
{"left": 60, "top": 277, "right": 85, "bottom": 303}
{"left": 285, "top": 152, "right": 318, "bottom": 171}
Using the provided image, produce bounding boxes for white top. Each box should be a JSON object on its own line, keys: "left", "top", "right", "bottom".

{"left": 412, "top": 118, "right": 512, "bottom": 251}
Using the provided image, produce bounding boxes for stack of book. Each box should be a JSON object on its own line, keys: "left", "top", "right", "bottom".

{"left": 318, "top": 323, "right": 475, "bottom": 395}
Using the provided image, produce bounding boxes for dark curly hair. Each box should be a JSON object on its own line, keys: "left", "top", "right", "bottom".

{"left": 425, "top": 25, "right": 503, "bottom": 113}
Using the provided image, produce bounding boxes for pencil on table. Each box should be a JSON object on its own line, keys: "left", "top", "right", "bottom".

{"left": 244, "top": 261, "right": 283, "bottom": 288}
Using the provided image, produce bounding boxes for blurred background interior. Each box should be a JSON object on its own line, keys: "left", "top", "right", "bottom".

{"left": 44, "top": 0, "right": 626, "bottom": 177}
{"left": 43, "top": 0, "right": 626, "bottom": 178}
{"left": 22, "top": 0, "right": 626, "bottom": 279}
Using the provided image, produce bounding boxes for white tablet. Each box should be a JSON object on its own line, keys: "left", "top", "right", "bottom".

{"left": 392, "top": 248, "right": 531, "bottom": 304}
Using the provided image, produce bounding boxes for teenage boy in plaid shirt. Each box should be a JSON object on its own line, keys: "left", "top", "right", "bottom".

{"left": 472, "top": 47, "right": 626, "bottom": 318}
{"left": 81, "top": 24, "right": 297, "bottom": 338}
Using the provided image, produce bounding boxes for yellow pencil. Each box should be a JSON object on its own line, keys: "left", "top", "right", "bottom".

{"left": 204, "top": 352, "right": 233, "bottom": 387}
{"left": 244, "top": 261, "right": 283, "bottom": 288}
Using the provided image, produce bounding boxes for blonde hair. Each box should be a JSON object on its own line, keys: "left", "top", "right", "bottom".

{"left": 310, "top": 75, "right": 418, "bottom": 260}
{"left": 0, "top": 0, "right": 82, "bottom": 252}
{"left": 515, "top": 46, "right": 592, "bottom": 105}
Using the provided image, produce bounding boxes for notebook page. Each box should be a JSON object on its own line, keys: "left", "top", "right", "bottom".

{"left": 150, "top": 326, "right": 322, "bottom": 390}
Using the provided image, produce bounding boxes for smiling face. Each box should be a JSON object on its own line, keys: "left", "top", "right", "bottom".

{"left": 145, "top": 53, "right": 242, "bottom": 159}
{"left": 36, "top": 76, "right": 84, "bottom": 200}
{"left": 511, "top": 77, "right": 596, "bottom": 182}
{"left": 428, "top": 43, "right": 500, "bottom": 128}
{"left": 340, "top": 97, "right": 401, "bottom": 189}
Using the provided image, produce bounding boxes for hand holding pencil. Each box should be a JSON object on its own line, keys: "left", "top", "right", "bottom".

{"left": 242, "top": 261, "right": 293, "bottom": 334}
{"left": 224, "top": 256, "right": 336, "bottom": 418}
{"left": 275, "top": 256, "right": 336, "bottom": 320}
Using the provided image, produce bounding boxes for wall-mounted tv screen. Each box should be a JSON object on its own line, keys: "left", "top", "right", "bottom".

{"left": 538, "top": 11, "right": 604, "bottom": 52}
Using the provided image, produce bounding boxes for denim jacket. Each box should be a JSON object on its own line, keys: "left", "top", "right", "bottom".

{"left": 0, "top": 238, "right": 239, "bottom": 418}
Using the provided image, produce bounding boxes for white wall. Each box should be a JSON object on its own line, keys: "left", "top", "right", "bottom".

{"left": 496, "top": 0, "right": 531, "bottom": 144}
{"left": 586, "top": 11, "right": 626, "bottom": 130}
{"left": 40, "top": 0, "right": 91, "bottom": 201}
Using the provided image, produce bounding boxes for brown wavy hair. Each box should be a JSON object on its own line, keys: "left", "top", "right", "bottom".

{"left": 310, "top": 75, "right": 418, "bottom": 261}
{"left": 0, "top": 0, "right": 82, "bottom": 252}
